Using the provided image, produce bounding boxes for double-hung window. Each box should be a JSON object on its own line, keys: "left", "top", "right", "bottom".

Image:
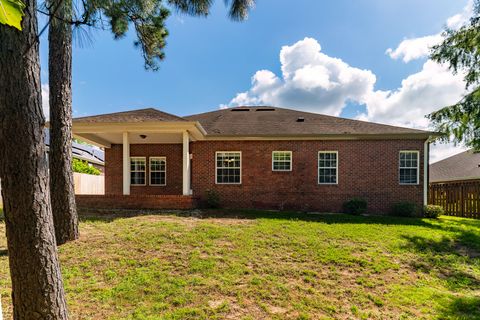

{"left": 130, "top": 157, "right": 146, "bottom": 186}
{"left": 318, "top": 151, "right": 338, "bottom": 184}
{"left": 399, "top": 151, "right": 419, "bottom": 185}
{"left": 150, "top": 157, "right": 166, "bottom": 186}
{"left": 216, "top": 151, "right": 241, "bottom": 184}
{"left": 272, "top": 151, "right": 292, "bottom": 171}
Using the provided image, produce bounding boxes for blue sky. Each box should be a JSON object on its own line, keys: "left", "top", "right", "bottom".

{"left": 39, "top": 0, "right": 470, "bottom": 161}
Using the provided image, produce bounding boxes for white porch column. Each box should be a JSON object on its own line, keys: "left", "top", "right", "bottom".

{"left": 182, "top": 130, "right": 191, "bottom": 195}
{"left": 123, "top": 132, "right": 130, "bottom": 195}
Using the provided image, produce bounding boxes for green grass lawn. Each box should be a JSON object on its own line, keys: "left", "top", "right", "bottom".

{"left": 0, "top": 210, "right": 479, "bottom": 319}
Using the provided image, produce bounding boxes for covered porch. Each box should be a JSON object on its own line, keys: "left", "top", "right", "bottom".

{"left": 72, "top": 109, "right": 206, "bottom": 209}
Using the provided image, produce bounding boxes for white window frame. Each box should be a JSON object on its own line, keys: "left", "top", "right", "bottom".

{"left": 318, "top": 151, "right": 338, "bottom": 185}
{"left": 149, "top": 156, "right": 167, "bottom": 186}
{"left": 215, "top": 151, "right": 242, "bottom": 185}
{"left": 130, "top": 156, "right": 146, "bottom": 186}
{"left": 399, "top": 150, "right": 419, "bottom": 185}
{"left": 272, "top": 151, "right": 292, "bottom": 172}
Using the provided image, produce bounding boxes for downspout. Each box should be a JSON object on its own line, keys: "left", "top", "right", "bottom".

{"left": 423, "top": 139, "right": 430, "bottom": 206}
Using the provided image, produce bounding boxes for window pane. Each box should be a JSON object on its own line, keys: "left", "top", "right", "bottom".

{"left": 318, "top": 152, "right": 337, "bottom": 184}
{"left": 151, "top": 172, "right": 166, "bottom": 185}
{"left": 131, "top": 158, "right": 146, "bottom": 185}
{"left": 131, "top": 172, "right": 145, "bottom": 185}
{"left": 399, "top": 152, "right": 418, "bottom": 184}
{"left": 216, "top": 152, "right": 241, "bottom": 183}
{"left": 400, "top": 168, "right": 417, "bottom": 184}
{"left": 149, "top": 158, "right": 166, "bottom": 185}
{"left": 273, "top": 152, "right": 292, "bottom": 171}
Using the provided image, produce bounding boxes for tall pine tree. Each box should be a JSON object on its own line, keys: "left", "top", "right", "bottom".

{"left": 0, "top": 0, "right": 69, "bottom": 316}
{"left": 47, "top": 0, "right": 256, "bottom": 244}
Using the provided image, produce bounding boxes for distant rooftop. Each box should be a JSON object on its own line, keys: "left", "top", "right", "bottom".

{"left": 45, "top": 130, "right": 104, "bottom": 165}
{"left": 430, "top": 149, "right": 480, "bottom": 183}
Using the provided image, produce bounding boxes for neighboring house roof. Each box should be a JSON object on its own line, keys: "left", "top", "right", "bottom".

{"left": 73, "top": 108, "right": 187, "bottom": 123}
{"left": 184, "top": 106, "right": 432, "bottom": 137}
{"left": 430, "top": 149, "right": 480, "bottom": 183}
{"left": 45, "top": 130, "right": 105, "bottom": 166}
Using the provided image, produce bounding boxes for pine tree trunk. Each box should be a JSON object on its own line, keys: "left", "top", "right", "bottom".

{"left": 0, "top": 0, "right": 69, "bottom": 318}
{"left": 49, "top": 0, "right": 79, "bottom": 245}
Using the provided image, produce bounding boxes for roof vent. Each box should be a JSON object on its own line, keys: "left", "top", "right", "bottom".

{"left": 296, "top": 117, "right": 305, "bottom": 122}
{"left": 256, "top": 108, "right": 275, "bottom": 111}
{"left": 231, "top": 108, "right": 250, "bottom": 112}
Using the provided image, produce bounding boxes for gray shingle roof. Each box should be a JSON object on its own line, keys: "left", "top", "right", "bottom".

{"left": 73, "top": 108, "right": 186, "bottom": 123}
{"left": 430, "top": 149, "right": 480, "bottom": 183}
{"left": 184, "top": 106, "right": 432, "bottom": 136}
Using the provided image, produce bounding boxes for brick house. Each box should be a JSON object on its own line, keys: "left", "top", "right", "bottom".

{"left": 73, "top": 106, "right": 434, "bottom": 213}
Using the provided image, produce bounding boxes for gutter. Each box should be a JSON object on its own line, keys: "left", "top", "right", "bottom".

{"left": 203, "top": 133, "right": 436, "bottom": 141}
{"left": 424, "top": 140, "right": 429, "bottom": 206}
{"left": 430, "top": 176, "right": 480, "bottom": 184}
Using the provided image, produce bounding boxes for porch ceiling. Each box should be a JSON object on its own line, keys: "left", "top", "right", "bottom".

{"left": 76, "top": 132, "right": 185, "bottom": 146}
{"left": 72, "top": 122, "right": 206, "bottom": 148}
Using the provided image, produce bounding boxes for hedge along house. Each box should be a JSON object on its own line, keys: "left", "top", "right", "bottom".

{"left": 73, "top": 106, "right": 435, "bottom": 213}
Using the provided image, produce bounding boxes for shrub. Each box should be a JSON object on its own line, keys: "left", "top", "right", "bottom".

{"left": 205, "top": 189, "right": 220, "bottom": 208}
{"left": 72, "top": 158, "right": 101, "bottom": 175}
{"left": 343, "top": 198, "right": 367, "bottom": 215}
{"left": 423, "top": 205, "right": 444, "bottom": 218}
{"left": 391, "top": 201, "right": 419, "bottom": 217}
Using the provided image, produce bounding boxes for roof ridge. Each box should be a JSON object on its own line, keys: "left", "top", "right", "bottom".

{"left": 73, "top": 107, "right": 188, "bottom": 122}
{"left": 185, "top": 105, "right": 431, "bottom": 134}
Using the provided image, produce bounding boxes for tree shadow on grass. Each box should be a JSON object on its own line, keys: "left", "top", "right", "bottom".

{"left": 78, "top": 208, "right": 480, "bottom": 239}
{"left": 439, "top": 296, "right": 480, "bottom": 320}
{"left": 77, "top": 208, "right": 480, "bottom": 317}
{"left": 401, "top": 234, "right": 480, "bottom": 291}
{"left": 78, "top": 207, "right": 443, "bottom": 226}
{"left": 78, "top": 208, "right": 480, "bottom": 256}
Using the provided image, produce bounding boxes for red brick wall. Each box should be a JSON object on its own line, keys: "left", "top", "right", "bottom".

{"left": 105, "top": 144, "right": 183, "bottom": 195}
{"left": 190, "top": 140, "right": 426, "bottom": 214}
{"left": 76, "top": 194, "right": 196, "bottom": 210}
{"left": 105, "top": 139, "right": 426, "bottom": 214}
{"left": 105, "top": 145, "right": 123, "bottom": 194}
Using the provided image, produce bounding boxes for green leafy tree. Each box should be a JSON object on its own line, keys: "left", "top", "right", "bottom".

{"left": 429, "top": 1, "right": 480, "bottom": 151}
{"left": 72, "top": 158, "right": 101, "bottom": 175}
{"left": 0, "top": 0, "right": 25, "bottom": 30}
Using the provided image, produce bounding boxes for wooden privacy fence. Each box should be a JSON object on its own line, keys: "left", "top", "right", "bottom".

{"left": 73, "top": 172, "right": 104, "bottom": 195}
{"left": 429, "top": 180, "right": 480, "bottom": 219}
{"left": 0, "top": 173, "right": 103, "bottom": 206}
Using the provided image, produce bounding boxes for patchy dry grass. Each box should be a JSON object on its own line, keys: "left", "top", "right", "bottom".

{"left": 0, "top": 210, "right": 479, "bottom": 319}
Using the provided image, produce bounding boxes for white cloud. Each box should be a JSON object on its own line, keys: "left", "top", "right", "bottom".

{"left": 385, "top": 34, "right": 443, "bottom": 63}
{"left": 229, "top": 37, "right": 376, "bottom": 116}
{"left": 446, "top": 0, "right": 474, "bottom": 29}
{"left": 430, "top": 142, "right": 469, "bottom": 163}
{"left": 365, "top": 1, "right": 472, "bottom": 161}
{"left": 42, "top": 84, "right": 49, "bottom": 120}
{"left": 223, "top": 2, "right": 474, "bottom": 163}
{"left": 360, "top": 60, "right": 466, "bottom": 129}
{"left": 386, "top": 0, "right": 473, "bottom": 63}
